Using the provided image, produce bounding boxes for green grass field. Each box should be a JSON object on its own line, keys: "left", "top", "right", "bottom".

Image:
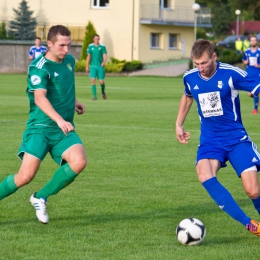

{"left": 0, "top": 74, "right": 260, "bottom": 259}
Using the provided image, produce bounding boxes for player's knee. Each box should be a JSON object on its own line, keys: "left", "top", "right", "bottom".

{"left": 70, "top": 157, "right": 87, "bottom": 174}
{"left": 15, "top": 173, "right": 35, "bottom": 187}
{"left": 246, "top": 188, "right": 260, "bottom": 199}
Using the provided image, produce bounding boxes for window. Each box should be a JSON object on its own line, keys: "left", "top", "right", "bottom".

{"left": 169, "top": 34, "right": 178, "bottom": 49}
{"left": 159, "top": 0, "right": 171, "bottom": 9}
{"left": 92, "top": 0, "right": 109, "bottom": 8}
{"left": 151, "top": 33, "right": 161, "bottom": 49}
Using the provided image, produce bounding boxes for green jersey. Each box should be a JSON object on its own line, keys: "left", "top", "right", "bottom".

{"left": 26, "top": 53, "right": 76, "bottom": 128}
{"left": 87, "top": 43, "right": 107, "bottom": 67}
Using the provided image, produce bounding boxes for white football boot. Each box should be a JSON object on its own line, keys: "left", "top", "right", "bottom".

{"left": 30, "top": 194, "right": 49, "bottom": 224}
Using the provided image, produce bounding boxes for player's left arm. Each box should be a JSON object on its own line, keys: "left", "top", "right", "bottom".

{"left": 233, "top": 70, "right": 260, "bottom": 96}
{"left": 255, "top": 53, "right": 260, "bottom": 68}
{"left": 75, "top": 99, "right": 85, "bottom": 115}
{"left": 101, "top": 53, "right": 107, "bottom": 67}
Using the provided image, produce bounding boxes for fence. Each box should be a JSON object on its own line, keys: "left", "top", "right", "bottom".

{"left": 0, "top": 40, "right": 82, "bottom": 73}
{"left": 37, "top": 24, "right": 85, "bottom": 42}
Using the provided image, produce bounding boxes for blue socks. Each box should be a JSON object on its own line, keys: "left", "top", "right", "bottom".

{"left": 254, "top": 96, "right": 259, "bottom": 110}
{"left": 251, "top": 197, "right": 260, "bottom": 214}
{"left": 202, "top": 177, "right": 250, "bottom": 226}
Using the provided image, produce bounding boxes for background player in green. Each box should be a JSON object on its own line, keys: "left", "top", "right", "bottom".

{"left": 0, "top": 25, "right": 87, "bottom": 224}
{"left": 86, "top": 34, "right": 107, "bottom": 100}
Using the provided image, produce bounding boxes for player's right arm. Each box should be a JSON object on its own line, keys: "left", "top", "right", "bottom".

{"left": 86, "top": 54, "right": 91, "bottom": 73}
{"left": 242, "top": 52, "right": 248, "bottom": 65}
{"left": 175, "top": 94, "right": 193, "bottom": 144}
{"left": 28, "top": 47, "right": 34, "bottom": 60}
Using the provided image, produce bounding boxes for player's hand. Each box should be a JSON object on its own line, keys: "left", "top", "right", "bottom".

{"left": 57, "top": 119, "right": 75, "bottom": 135}
{"left": 176, "top": 126, "right": 190, "bottom": 144}
{"left": 86, "top": 67, "right": 89, "bottom": 73}
{"left": 75, "top": 103, "right": 85, "bottom": 115}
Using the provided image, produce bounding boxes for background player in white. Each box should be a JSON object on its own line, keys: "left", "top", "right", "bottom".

{"left": 176, "top": 39, "right": 260, "bottom": 236}
{"left": 28, "top": 37, "right": 47, "bottom": 61}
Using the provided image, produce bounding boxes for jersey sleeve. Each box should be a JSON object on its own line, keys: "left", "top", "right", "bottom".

{"left": 242, "top": 51, "right": 247, "bottom": 61}
{"left": 233, "top": 69, "right": 260, "bottom": 96}
{"left": 183, "top": 76, "right": 193, "bottom": 97}
{"left": 28, "top": 47, "right": 34, "bottom": 56}
{"left": 102, "top": 45, "right": 107, "bottom": 54}
{"left": 27, "top": 65, "right": 50, "bottom": 92}
{"left": 87, "top": 45, "right": 91, "bottom": 55}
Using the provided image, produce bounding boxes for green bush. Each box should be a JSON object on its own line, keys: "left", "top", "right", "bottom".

{"left": 189, "top": 59, "right": 193, "bottom": 70}
{"left": 110, "top": 57, "right": 126, "bottom": 64}
{"left": 217, "top": 49, "right": 242, "bottom": 64}
{"left": 105, "top": 62, "right": 125, "bottom": 73}
{"left": 109, "top": 57, "right": 143, "bottom": 72}
{"left": 123, "top": 60, "right": 143, "bottom": 72}
{"left": 75, "top": 59, "right": 86, "bottom": 72}
{"left": 75, "top": 57, "right": 143, "bottom": 73}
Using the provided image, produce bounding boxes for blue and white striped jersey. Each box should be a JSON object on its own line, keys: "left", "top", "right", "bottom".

{"left": 28, "top": 45, "right": 47, "bottom": 60}
{"left": 242, "top": 47, "right": 260, "bottom": 78}
{"left": 183, "top": 62, "right": 260, "bottom": 145}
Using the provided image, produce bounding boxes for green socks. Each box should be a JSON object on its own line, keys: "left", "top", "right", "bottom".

{"left": 101, "top": 83, "right": 105, "bottom": 94}
{"left": 0, "top": 174, "right": 18, "bottom": 200}
{"left": 35, "top": 164, "right": 77, "bottom": 199}
{"left": 0, "top": 164, "right": 78, "bottom": 201}
{"left": 91, "top": 85, "right": 97, "bottom": 98}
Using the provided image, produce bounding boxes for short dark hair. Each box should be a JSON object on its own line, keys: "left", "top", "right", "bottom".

{"left": 93, "top": 34, "right": 100, "bottom": 38}
{"left": 250, "top": 36, "right": 258, "bottom": 41}
{"left": 35, "top": 37, "right": 41, "bottom": 41}
{"left": 191, "top": 39, "right": 215, "bottom": 59}
{"left": 47, "top": 25, "right": 71, "bottom": 43}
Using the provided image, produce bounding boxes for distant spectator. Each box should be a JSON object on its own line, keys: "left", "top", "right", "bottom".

{"left": 235, "top": 37, "right": 243, "bottom": 54}
{"left": 243, "top": 37, "right": 250, "bottom": 51}
{"left": 28, "top": 37, "right": 47, "bottom": 61}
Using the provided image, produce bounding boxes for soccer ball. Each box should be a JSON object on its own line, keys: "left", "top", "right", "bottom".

{"left": 176, "top": 218, "right": 206, "bottom": 246}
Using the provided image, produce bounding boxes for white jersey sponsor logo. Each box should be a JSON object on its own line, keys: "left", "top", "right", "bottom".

{"left": 198, "top": 91, "right": 223, "bottom": 117}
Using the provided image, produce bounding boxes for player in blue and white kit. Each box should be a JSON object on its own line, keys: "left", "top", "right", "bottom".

{"left": 243, "top": 36, "right": 260, "bottom": 114}
{"left": 28, "top": 37, "right": 47, "bottom": 61}
{"left": 176, "top": 39, "right": 260, "bottom": 237}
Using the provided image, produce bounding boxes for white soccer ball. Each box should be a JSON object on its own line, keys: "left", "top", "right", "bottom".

{"left": 176, "top": 218, "right": 206, "bottom": 246}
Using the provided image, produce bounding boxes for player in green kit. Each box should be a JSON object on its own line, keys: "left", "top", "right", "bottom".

{"left": 0, "top": 25, "right": 87, "bottom": 224}
{"left": 86, "top": 34, "right": 107, "bottom": 100}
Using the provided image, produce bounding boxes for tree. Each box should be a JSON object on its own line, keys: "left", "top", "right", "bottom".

{"left": 8, "top": 0, "right": 37, "bottom": 40}
{"left": 0, "top": 21, "right": 7, "bottom": 39}
{"left": 80, "top": 21, "right": 97, "bottom": 60}
{"left": 231, "top": 0, "right": 260, "bottom": 20}
{"left": 211, "top": 3, "right": 232, "bottom": 37}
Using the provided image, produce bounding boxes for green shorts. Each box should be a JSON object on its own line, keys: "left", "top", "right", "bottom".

{"left": 90, "top": 66, "right": 105, "bottom": 80}
{"left": 18, "top": 127, "right": 83, "bottom": 166}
